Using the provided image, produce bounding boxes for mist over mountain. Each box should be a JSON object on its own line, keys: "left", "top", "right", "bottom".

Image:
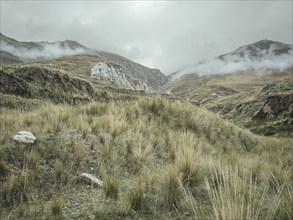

{"left": 172, "top": 40, "right": 293, "bottom": 79}
{"left": 0, "top": 33, "right": 168, "bottom": 90}
{"left": 0, "top": 33, "right": 90, "bottom": 59}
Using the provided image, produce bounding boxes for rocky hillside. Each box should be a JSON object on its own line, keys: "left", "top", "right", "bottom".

{"left": 0, "top": 65, "right": 97, "bottom": 104}
{"left": 97, "top": 51, "right": 168, "bottom": 90}
{"left": 0, "top": 33, "right": 168, "bottom": 90}
{"left": 162, "top": 40, "right": 293, "bottom": 137}
{"left": 163, "top": 69, "right": 293, "bottom": 136}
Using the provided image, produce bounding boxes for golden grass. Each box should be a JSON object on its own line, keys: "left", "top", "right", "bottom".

{"left": 206, "top": 163, "right": 280, "bottom": 220}
{"left": 0, "top": 96, "right": 292, "bottom": 219}
{"left": 161, "top": 71, "right": 293, "bottom": 137}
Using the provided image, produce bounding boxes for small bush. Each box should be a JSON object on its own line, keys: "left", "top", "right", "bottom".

{"left": 206, "top": 164, "right": 281, "bottom": 220}
{"left": 276, "top": 187, "right": 293, "bottom": 220}
{"left": 15, "top": 203, "right": 28, "bottom": 219}
{"left": 0, "top": 159, "right": 9, "bottom": 178}
{"left": 74, "top": 144, "right": 89, "bottom": 164}
{"left": 2, "top": 171, "right": 35, "bottom": 206}
{"left": 25, "top": 149, "right": 40, "bottom": 170}
{"left": 50, "top": 196, "right": 63, "bottom": 217}
{"left": 103, "top": 176, "right": 119, "bottom": 199}
{"left": 128, "top": 178, "right": 146, "bottom": 211}
{"left": 53, "top": 160, "right": 70, "bottom": 184}
{"left": 163, "top": 166, "right": 181, "bottom": 210}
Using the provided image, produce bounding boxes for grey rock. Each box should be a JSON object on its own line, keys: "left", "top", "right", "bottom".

{"left": 91, "top": 62, "right": 150, "bottom": 92}
{"left": 13, "top": 131, "right": 36, "bottom": 144}
{"left": 80, "top": 173, "right": 103, "bottom": 187}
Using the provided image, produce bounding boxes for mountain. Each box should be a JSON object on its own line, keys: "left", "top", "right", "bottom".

{"left": 0, "top": 33, "right": 168, "bottom": 90}
{"left": 220, "top": 39, "right": 292, "bottom": 59}
{"left": 172, "top": 39, "right": 292, "bottom": 79}
{"left": 0, "top": 33, "right": 88, "bottom": 51}
{"left": 0, "top": 33, "right": 89, "bottom": 60}
{"left": 1, "top": 36, "right": 293, "bottom": 220}
{"left": 162, "top": 40, "right": 293, "bottom": 137}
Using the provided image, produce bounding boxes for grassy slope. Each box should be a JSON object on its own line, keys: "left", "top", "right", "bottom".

{"left": 161, "top": 70, "right": 293, "bottom": 136}
{"left": 0, "top": 96, "right": 292, "bottom": 219}
{"left": 0, "top": 59, "right": 153, "bottom": 108}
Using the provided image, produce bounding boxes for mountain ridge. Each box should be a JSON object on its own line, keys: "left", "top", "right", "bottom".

{"left": 0, "top": 33, "right": 168, "bottom": 90}
{"left": 172, "top": 39, "right": 292, "bottom": 79}
{"left": 0, "top": 33, "right": 88, "bottom": 51}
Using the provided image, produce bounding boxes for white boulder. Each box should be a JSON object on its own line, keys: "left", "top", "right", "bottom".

{"left": 13, "top": 131, "right": 36, "bottom": 144}
{"left": 80, "top": 173, "right": 103, "bottom": 187}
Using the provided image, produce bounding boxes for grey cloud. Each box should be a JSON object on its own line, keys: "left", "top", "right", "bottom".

{"left": 1, "top": 41, "right": 87, "bottom": 59}
{"left": 1, "top": 1, "right": 292, "bottom": 74}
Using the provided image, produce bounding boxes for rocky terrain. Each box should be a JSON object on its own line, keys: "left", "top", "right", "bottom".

{"left": 0, "top": 65, "right": 97, "bottom": 104}
{"left": 91, "top": 62, "right": 149, "bottom": 91}
{"left": 97, "top": 51, "right": 168, "bottom": 90}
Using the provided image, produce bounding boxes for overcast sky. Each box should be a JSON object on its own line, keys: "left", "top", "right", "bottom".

{"left": 1, "top": 0, "right": 292, "bottom": 74}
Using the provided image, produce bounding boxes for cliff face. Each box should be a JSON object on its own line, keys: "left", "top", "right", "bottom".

{"left": 91, "top": 62, "right": 149, "bottom": 91}
{"left": 98, "top": 51, "right": 168, "bottom": 90}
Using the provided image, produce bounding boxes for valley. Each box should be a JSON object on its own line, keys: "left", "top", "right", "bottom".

{"left": 0, "top": 34, "right": 292, "bottom": 219}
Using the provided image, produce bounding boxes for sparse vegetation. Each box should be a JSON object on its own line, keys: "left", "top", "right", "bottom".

{"left": 50, "top": 196, "right": 63, "bottom": 217}
{"left": 161, "top": 70, "right": 293, "bottom": 137}
{"left": 0, "top": 95, "right": 292, "bottom": 219}
{"left": 103, "top": 175, "right": 120, "bottom": 199}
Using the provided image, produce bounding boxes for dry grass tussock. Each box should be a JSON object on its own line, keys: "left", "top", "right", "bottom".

{"left": 0, "top": 96, "right": 292, "bottom": 219}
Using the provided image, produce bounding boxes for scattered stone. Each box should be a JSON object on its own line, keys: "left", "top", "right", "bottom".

{"left": 13, "top": 131, "right": 36, "bottom": 144}
{"left": 80, "top": 173, "right": 103, "bottom": 187}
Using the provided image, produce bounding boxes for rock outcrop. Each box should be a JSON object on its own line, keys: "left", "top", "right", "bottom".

{"left": 91, "top": 62, "right": 149, "bottom": 91}
{"left": 97, "top": 52, "right": 168, "bottom": 90}
{"left": 254, "top": 93, "right": 293, "bottom": 120}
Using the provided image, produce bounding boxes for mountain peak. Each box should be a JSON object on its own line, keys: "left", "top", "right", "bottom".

{"left": 58, "top": 40, "right": 87, "bottom": 50}
{"left": 252, "top": 39, "right": 278, "bottom": 46}
{"left": 235, "top": 39, "right": 292, "bottom": 55}
{"left": 233, "top": 39, "right": 292, "bottom": 57}
{"left": 0, "top": 33, "right": 88, "bottom": 51}
{"left": 172, "top": 39, "right": 292, "bottom": 78}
